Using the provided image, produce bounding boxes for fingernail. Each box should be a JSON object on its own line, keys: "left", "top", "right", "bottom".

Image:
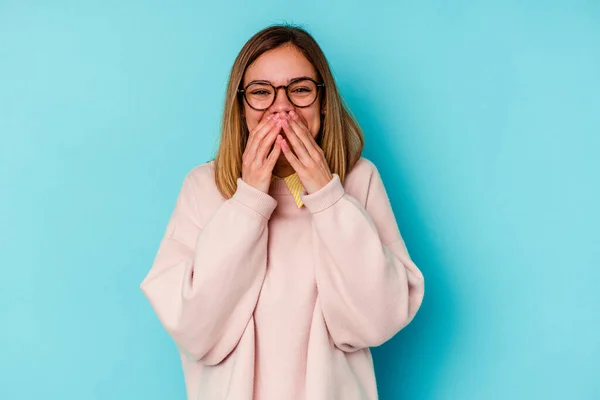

{"left": 266, "top": 114, "right": 273, "bottom": 120}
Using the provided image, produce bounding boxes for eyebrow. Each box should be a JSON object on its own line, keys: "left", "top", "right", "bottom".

{"left": 245, "top": 76, "right": 315, "bottom": 86}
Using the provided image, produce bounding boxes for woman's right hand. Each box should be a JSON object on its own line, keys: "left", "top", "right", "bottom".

{"left": 241, "top": 113, "right": 284, "bottom": 193}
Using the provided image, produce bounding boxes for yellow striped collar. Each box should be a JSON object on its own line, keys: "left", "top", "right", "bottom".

{"left": 271, "top": 172, "right": 305, "bottom": 208}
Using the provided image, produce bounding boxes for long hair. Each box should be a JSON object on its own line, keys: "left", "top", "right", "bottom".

{"left": 212, "top": 23, "right": 364, "bottom": 199}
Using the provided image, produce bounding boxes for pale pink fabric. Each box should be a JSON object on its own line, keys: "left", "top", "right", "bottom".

{"left": 140, "top": 156, "right": 425, "bottom": 400}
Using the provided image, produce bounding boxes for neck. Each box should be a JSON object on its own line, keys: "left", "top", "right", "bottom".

{"left": 273, "top": 162, "right": 295, "bottom": 179}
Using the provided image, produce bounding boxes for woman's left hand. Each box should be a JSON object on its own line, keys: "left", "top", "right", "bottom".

{"left": 278, "top": 110, "right": 334, "bottom": 194}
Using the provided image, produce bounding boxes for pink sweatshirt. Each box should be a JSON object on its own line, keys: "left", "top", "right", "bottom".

{"left": 140, "top": 156, "right": 425, "bottom": 399}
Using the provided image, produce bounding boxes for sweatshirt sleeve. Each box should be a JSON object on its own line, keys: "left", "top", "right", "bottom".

{"left": 301, "top": 164, "right": 425, "bottom": 352}
{"left": 140, "top": 172, "right": 278, "bottom": 365}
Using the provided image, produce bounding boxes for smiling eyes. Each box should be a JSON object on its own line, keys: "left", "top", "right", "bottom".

{"left": 249, "top": 85, "right": 313, "bottom": 97}
{"left": 239, "top": 77, "right": 323, "bottom": 111}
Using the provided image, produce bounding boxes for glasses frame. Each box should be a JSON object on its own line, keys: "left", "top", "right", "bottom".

{"left": 238, "top": 77, "right": 325, "bottom": 111}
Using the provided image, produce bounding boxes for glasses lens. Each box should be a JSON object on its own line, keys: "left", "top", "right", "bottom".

{"left": 245, "top": 83, "right": 274, "bottom": 110}
{"left": 287, "top": 79, "right": 318, "bottom": 107}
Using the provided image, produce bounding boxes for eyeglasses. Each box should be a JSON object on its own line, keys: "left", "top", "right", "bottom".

{"left": 238, "top": 77, "right": 325, "bottom": 111}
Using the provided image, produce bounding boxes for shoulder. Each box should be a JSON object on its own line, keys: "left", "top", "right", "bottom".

{"left": 349, "top": 156, "right": 378, "bottom": 176}
{"left": 345, "top": 156, "right": 381, "bottom": 188}
{"left": 176, "top": 159, "right": 222, "bottom": 228}
{"left": 342, "top": 156, "right": 382, "bottom": 204}
{"left": 183, "top": 159, "right": 217, "bottom": 190}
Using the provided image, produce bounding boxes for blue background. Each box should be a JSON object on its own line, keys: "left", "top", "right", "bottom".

{"left": 1, "top": 1, "right": 598, "bottom": 399}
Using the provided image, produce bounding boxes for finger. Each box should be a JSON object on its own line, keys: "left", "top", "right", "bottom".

{"left": 246, "top": 116, "right": 278, "bottom": 159}
{"left": 280, "top": 136, "right": 303, "bottom": 172}
{"left": 280, "top": 117, "right": 310, "bottom": 164}
{"left": 287, "top": 114, "right": 322, "bottom": 160}
{"left": 266, "top": 135, "right": 283, "bottom": 168}
{"left": 255, "top": 123, "right": 282, "bottom": 161}
{"left": 246, "top": 113, "right": 272, "bottom": 146}
{"left": 249, "top": 113, "right": 275, "bottom": 138}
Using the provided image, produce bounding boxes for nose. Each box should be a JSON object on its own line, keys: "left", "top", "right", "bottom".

{"left": 269, "top": 87, "right": 294, "bottom": 114}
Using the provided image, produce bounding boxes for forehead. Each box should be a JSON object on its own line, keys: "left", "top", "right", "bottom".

{"left": 243, "top": 45, "right": 317, "bottom": 86}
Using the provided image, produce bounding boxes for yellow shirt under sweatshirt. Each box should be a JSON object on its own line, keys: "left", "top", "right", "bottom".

{"left": 271, "top": 172, "right": 305, "bottom": 208}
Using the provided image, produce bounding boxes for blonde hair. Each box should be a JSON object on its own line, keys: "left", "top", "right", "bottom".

{"left": 212, "top": 23, "right": 364, "bottom": 199}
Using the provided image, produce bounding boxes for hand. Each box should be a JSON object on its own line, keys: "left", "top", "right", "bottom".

{"left": 241, "top": 113, "right": 284, "bottom": 193}
{"left": 279, "top": 110, "right": 334, "bottom": 194}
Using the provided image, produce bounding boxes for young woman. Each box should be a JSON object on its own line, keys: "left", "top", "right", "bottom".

{"left": 140, "top": 24, "right": 425, "bottom": 400}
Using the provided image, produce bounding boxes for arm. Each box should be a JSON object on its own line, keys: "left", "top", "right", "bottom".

{"left": 301, "top": 162, "right": 425, "bottom": 352}
{"left": 140, "top": 172, "right": 278, "bottom": 365}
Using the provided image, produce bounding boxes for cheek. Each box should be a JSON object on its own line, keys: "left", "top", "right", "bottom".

{"left": 244, "top": 108, "right": 264, "bottom": 131}
{"left": 297, "top": 109, "right": 321, "bottom": 138}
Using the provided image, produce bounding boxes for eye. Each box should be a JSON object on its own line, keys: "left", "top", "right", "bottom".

{"left": 251, "top": 90, "right": 271, "bottom": 96}
{"left": 291, "top": 87, "right": 311, "bottom": 93}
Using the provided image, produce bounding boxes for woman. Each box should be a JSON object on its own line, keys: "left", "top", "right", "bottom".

{"left": 140, "top": 24, "right": 425, "bottom": 400}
